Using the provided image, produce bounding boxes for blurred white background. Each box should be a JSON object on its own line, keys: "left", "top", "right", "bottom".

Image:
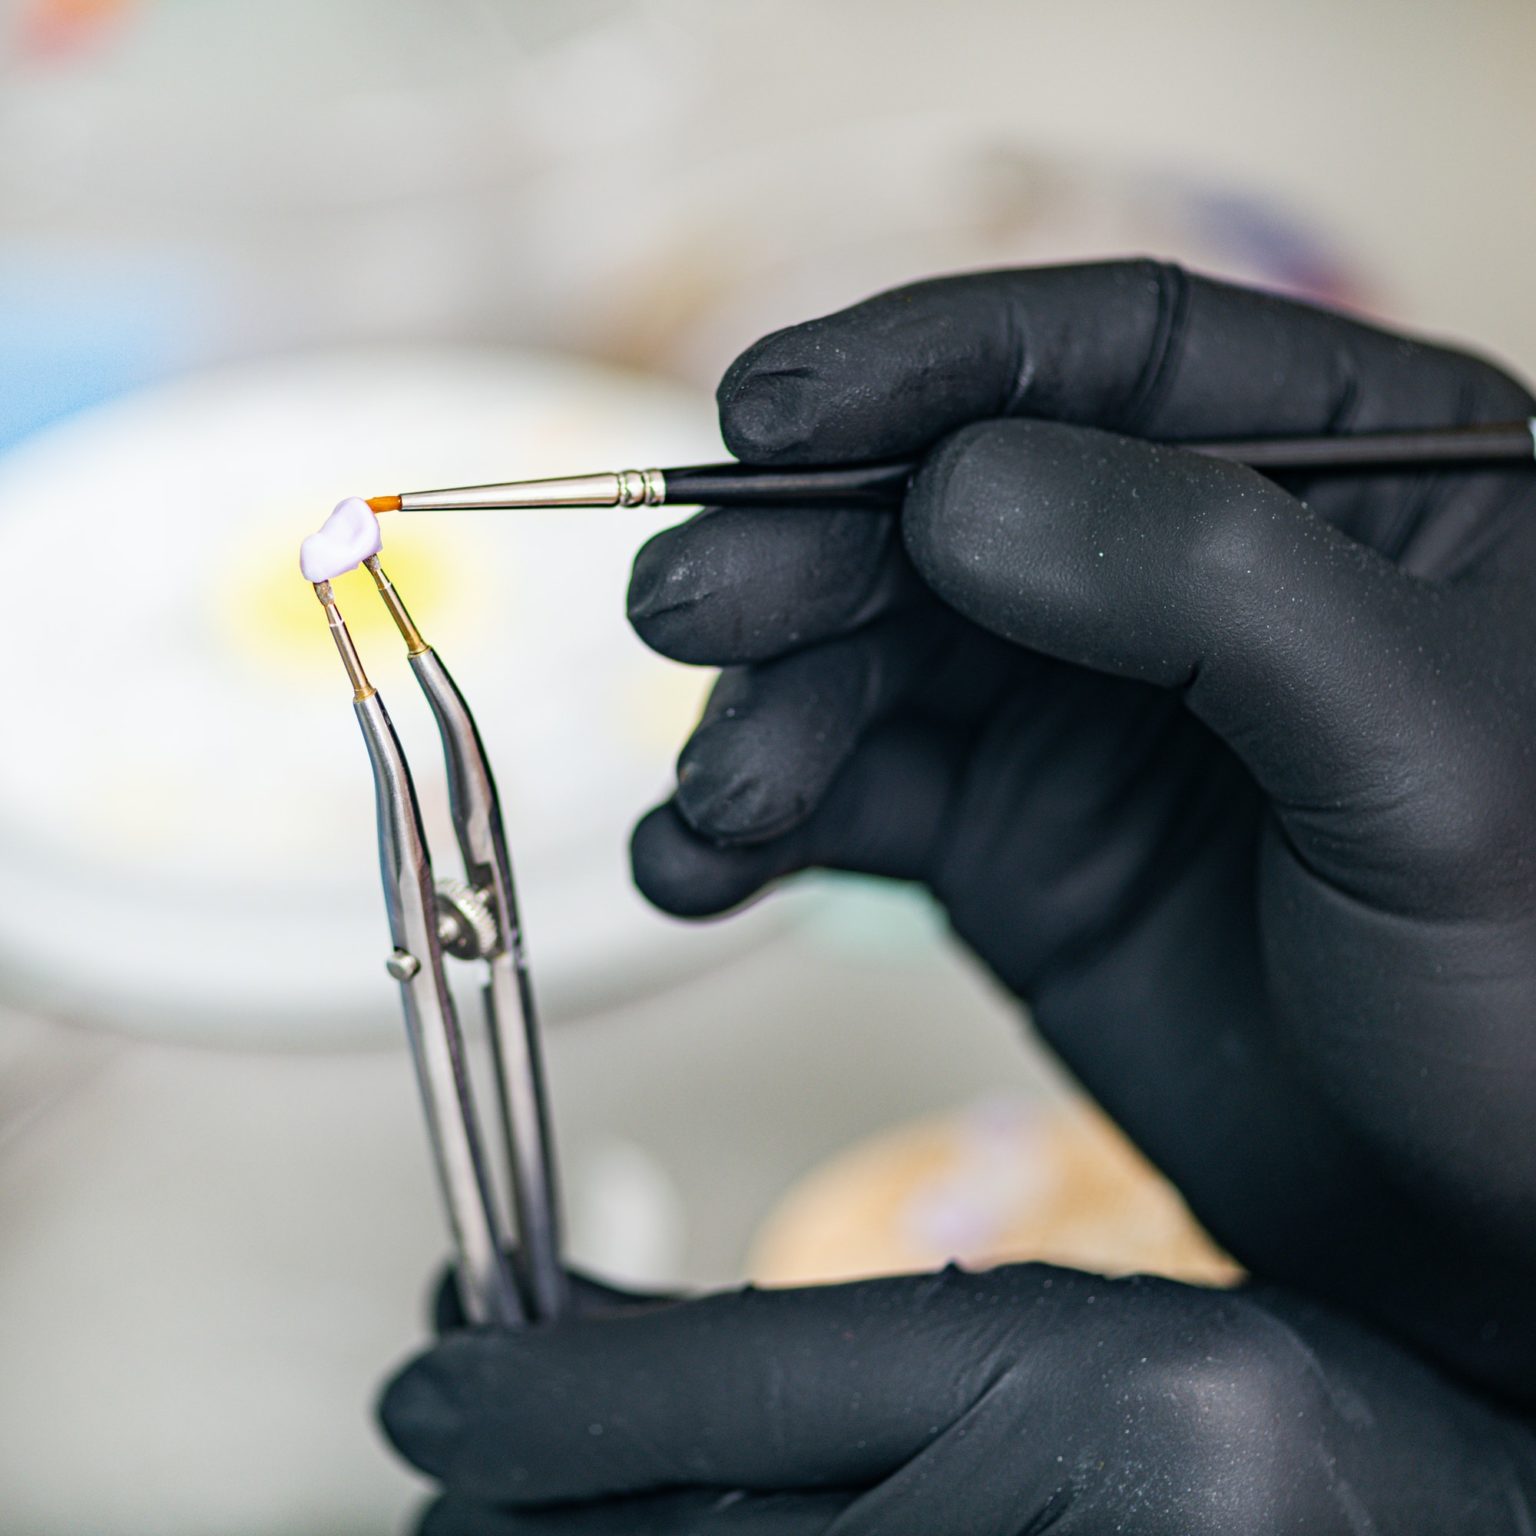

{"left": 1, "top": 1, "right": 1533, "bottom": 1531}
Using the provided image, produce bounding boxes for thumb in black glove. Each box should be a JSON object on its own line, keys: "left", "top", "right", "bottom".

{"left": 381, "top": 1264, "right": 1536, "bottom": 1534}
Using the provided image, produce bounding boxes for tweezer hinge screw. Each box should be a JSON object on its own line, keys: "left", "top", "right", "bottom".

{"left": 386, "top": 949, "right": 421, "bottom": 982}
{"left": 435, "top": 880, "right": 500, "bottom": 960}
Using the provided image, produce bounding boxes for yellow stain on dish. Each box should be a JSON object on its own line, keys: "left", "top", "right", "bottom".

{"left": 215, "top": 504, "right": 457, "bottom": 683}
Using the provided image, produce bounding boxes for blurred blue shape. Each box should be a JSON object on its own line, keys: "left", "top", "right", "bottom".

{"left": 0, "top": 248, "right": 203, "bottom": 455}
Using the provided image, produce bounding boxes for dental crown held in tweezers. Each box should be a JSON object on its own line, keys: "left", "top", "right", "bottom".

{"left": 304, "top": 500, "right": 566, "bottom": 1327}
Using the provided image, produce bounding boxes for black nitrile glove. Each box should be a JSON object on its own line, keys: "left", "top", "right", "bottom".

{"left": 383, "top": 1267, "right": 1536, "bottom": 1533}
{"left": 382, "top": 263, "right": 1536, "bottom": 1530}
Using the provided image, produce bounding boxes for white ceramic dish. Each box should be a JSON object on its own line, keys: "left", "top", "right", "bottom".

{"left": 0, "top": 347, "right": 790, "bottom": 1043}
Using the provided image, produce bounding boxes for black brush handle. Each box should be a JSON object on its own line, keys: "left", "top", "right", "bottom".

{"left": 659, "top": 421, "right": 1535, "bottom": 507}
{"left": 662, "top": 460, "right": 917, "bottom": 506}
{"left": 1187, "top": 421, "right": 1536, "bottom": 470}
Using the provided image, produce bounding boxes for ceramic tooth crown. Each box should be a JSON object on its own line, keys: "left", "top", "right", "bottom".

{"left": 299, "top": 497, "right": 383, "bottom": 582}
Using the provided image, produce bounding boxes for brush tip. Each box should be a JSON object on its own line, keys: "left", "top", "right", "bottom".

{"left": 366, "top": 495, "right": 402, "bottom": 514}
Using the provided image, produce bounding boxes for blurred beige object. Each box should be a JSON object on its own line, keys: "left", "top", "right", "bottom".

{"left": 750, "top": 1094, "right": 1242, "bottom": 1289}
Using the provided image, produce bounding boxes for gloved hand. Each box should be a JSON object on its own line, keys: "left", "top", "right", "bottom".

{"left": 622, "top": 262, "right": 1536, "bottom": 1395}
{"left": 381, "top": 262, "right": 1536, "bottom": 1529}
{"left": 382, "top": 1265, "right": 1536, "bottom": 1533}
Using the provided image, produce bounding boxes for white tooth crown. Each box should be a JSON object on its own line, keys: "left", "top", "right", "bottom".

{"left": 299, "top": 497, "right": 383, "bottom": 582}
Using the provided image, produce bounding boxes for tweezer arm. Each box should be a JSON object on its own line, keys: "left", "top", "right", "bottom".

{"left": 407, "top": 649, "right": 568, "bottom": 1322}
{"left": 354, "top": 690, "right": 525, "bottom": 1328}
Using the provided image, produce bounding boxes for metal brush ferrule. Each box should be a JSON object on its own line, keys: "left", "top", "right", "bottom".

{"left": 616, "top": 468, "right": 666, "bottom": 507}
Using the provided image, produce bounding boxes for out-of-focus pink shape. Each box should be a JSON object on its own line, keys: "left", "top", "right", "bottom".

{"left": 17, "top": 0, "right": 136, "bottom": 60}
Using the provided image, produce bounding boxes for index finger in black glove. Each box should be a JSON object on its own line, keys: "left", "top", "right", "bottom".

{"left": 630, "top": 267, "right": 1531, "bottom": 747}
{"left": 718, "top": 261, "right": 1530, "bottom": 484}
{"left": 630, "top": 263, "right": 1535, "bottom": 900}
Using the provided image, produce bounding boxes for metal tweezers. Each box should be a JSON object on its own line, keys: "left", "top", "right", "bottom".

{"left": 313, "top": 557, "right": 565, "bottom": 1326}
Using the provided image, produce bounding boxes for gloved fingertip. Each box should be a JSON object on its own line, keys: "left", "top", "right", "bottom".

{"left": 624, "top": 538, "right": 666, "bottom": 615}
{"left": 625, "top": 530, "right": 684, "bottom": 613}
{"left": 718, "top": 344, "right": 820, "bottom": 463}
{"left": 630, "top": 803, "right": 777, "bottom": 918}
{"left": 628, "top": 607, "right": 719, "bottom": 666}
{"left": 626, "top": 532, "right": 706, "bottom": 637}
{"left": 378, "top": 1351, "right": 469, "bottom": 1478}
{"left": 676, "top": 732, "right": 804, "bottom": 843}
{"left": 627, "top": 521, "right": 754, "bottom": 664}
{"left": 631, "top": 804, "right": 715, "bottom": 917}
